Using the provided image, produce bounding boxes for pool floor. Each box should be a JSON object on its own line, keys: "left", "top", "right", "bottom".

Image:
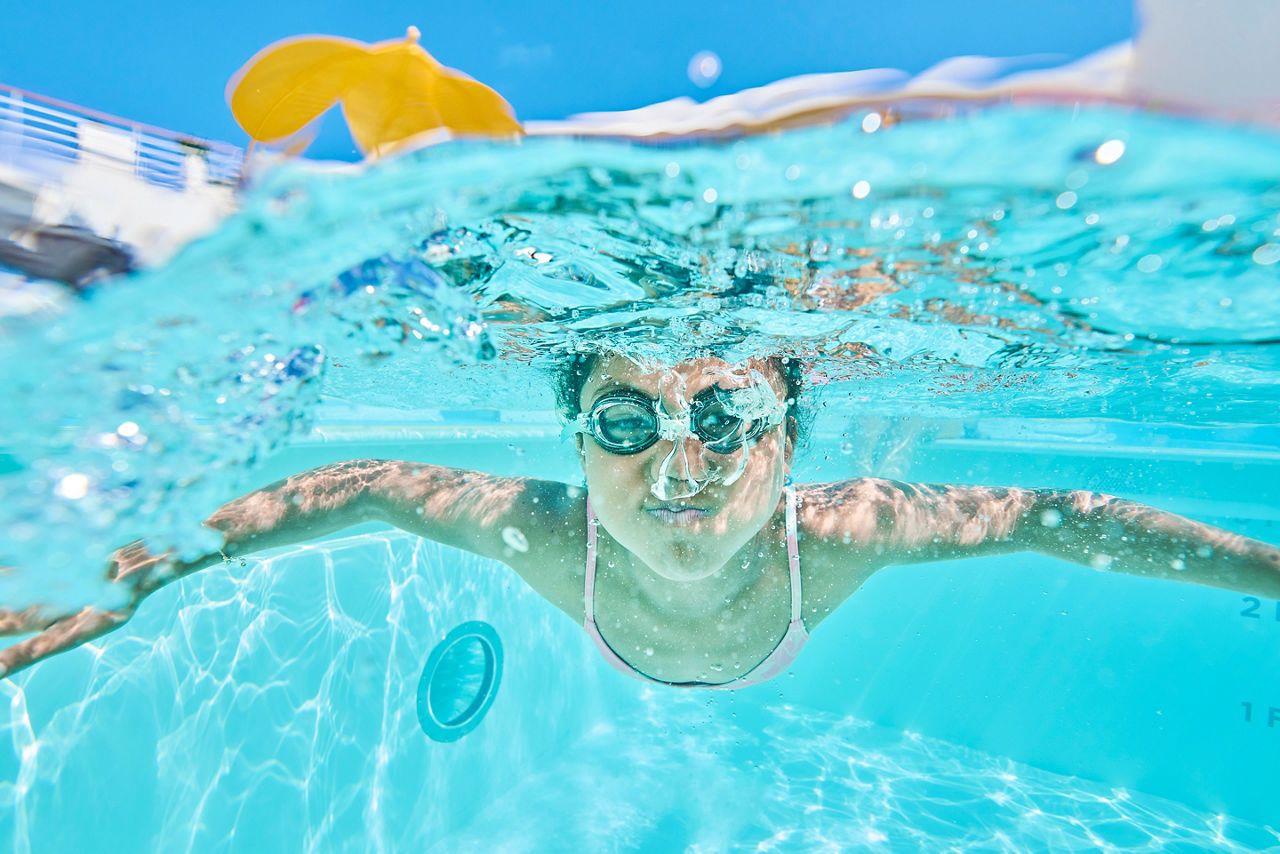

{"left": 434, "top": 697, "right": 1278, "bottom": 852}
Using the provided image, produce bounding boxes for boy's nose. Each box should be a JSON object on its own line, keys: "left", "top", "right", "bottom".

{"left": 649, "top": 436, "right": 714, "bottom": 500}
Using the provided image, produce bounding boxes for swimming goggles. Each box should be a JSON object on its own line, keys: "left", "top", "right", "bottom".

{"left": 572, "top": 384, "right": 787, "bottom": 456}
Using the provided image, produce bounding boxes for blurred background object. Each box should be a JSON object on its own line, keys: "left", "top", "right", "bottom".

{"left": 1129, "top": 0, "right": 1280, "bottom": 121}
{"left": 0, "top": 85, "right": 240, "bottom": 295}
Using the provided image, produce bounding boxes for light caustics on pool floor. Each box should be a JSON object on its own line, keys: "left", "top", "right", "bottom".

{"left": 436, "top": 700, "right": 1280, "bottom": 853}
{"left": 0, "top": 534, "right": 590, "bottom": 851}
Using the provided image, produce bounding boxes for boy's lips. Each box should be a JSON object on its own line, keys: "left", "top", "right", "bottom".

{"left": 646, "top": 505, "right": 710, "bottom": 525}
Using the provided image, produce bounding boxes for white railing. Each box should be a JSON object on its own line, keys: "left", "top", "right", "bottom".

{"left": 0, "top": 83, "right": 243, "bottom": 190}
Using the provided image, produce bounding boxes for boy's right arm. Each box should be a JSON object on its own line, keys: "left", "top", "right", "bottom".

{"left": 206, "top": 458, "right": 578, "bottom": 565}
{"left": 359, "top": 459, "right": 588, "bottom": 615}
{"left": 193, "top": 459, "right": 586, "bottom": 613}
{"left": 1, "top": 459, "right": 585, "bottom": 679}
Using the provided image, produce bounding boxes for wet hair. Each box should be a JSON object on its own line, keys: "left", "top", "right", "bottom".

{"left": 554, "top": 351, "right": 811, "bottom": 448}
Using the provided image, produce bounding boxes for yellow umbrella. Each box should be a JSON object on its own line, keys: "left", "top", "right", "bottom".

{"left": 226, "top": 26, "right": 522, "bottom": 158}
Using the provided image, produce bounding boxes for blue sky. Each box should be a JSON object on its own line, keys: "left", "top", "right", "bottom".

{"left": 1, "top": 1, "right": 1133, "bottom": 159}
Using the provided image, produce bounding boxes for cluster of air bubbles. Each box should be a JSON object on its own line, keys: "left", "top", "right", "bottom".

{"left": 0, "top": 329, "right": 327, "bottom": 608}
{"left": 295, "top": 251, "right": 495, "bottom": 365}
{"left": 0, "top": 230, "right": 496, "bottom": 606}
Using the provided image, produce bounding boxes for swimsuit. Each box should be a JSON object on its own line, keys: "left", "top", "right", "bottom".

{"left": 583, "top": 484, "right": 809, "bottom": 689}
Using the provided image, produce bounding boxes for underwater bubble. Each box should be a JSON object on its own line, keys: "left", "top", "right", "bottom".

{"left": 1136, "top": 254, "right": 1163, "bottom": 273}
{"left": 1095, "top": 139, "right": 1126, "bottom": 165}
{"left": 1039, "top": 509, "right": 1063, "bottom": 528}
{"left": 501, "top": 526, "right": 529, "bottom": 553}
{"left": 54, "top": 473, "right": 90, "bottom": 500}
{"left": 1252, "top": 243, "right": 1280, "bottom": 265}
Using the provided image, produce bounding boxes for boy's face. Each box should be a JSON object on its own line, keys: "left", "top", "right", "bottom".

{"left": 578, "top": 355, "right": 793, "bottom": 581}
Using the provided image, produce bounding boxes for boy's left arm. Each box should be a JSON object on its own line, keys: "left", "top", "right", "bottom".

{"left": 810, "top": 479, "right": 1280, "bottom": 599}
{"left": 1021, "top": 489, "right": 1280, "bottom": 598}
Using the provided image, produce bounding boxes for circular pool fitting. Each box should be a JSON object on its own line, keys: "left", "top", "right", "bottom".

{"left": 416, "top": 620, "right": 503, "bottom": 742}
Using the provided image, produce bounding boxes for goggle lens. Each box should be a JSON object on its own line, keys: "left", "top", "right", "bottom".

{"left": 593, "top": 400, "right": 659, "bottom": 452}
{"left": 692, "top": 398, "right": 744, "bottom": 449}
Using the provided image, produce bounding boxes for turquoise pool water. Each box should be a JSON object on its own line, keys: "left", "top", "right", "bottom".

{"left": 2, "top": 104, "right": 1279, "bottom": 849}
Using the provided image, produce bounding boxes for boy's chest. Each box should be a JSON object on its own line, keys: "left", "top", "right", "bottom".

{"left": 591, "top": 563, "right": 793, "bottom": 683}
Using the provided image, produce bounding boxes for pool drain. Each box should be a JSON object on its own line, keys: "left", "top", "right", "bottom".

{"left": 416, "top": 621, "right": 503, "bottom": 742}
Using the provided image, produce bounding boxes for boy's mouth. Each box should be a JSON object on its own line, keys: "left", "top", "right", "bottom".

{"left": 646, "top": 505, "right": 709, "bottom": 526}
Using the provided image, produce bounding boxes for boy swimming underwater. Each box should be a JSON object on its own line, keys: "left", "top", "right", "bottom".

{"left": 3, "top": 352, "right": 1277, "bottom": 685}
